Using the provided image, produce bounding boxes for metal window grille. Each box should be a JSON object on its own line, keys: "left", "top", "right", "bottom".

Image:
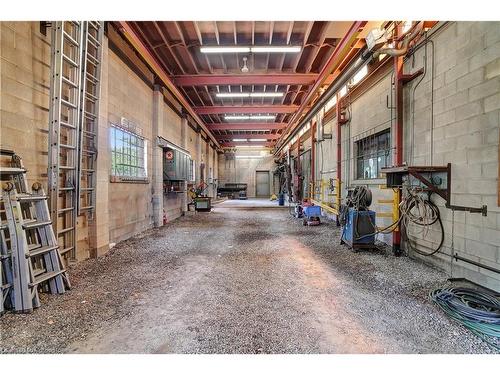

{"left": 355, "top": 129, "right": 391, "bottom": 179}
{"left": 110, "top": 124, "right": 147, "bottom": 179}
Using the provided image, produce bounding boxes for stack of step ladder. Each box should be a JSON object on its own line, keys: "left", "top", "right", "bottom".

{"left": 0, "top": 150, "right": 70, "bottom": 314}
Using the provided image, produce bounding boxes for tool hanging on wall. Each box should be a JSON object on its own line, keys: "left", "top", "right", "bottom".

{"left": 1, "top": 150, "right": 70, "bottom": 315}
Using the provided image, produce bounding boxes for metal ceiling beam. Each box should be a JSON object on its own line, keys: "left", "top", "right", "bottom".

{"left": 207, "top": 123, "right": 287, "bottom": 131}
{"left": 172, "top": 74, "right": 319, "bottom": 86}
{"left": 215, "top": 133, "right": 281, "bottom": 140}
{"left": 221, "top": 141, "right": 275, "bottom": 148}
{"left": 278, "top": 21, "right": 367, "bottom": 149}
{"left": 116, "top": 21, "right": 221, "bottom": 148}
{"left": 193, "top": 105, "right": 298, "bottom": 115}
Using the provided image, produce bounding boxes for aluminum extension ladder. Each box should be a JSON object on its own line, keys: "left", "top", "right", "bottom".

{"left": 48, "top": 21, "right": 103, "bottom": 260}
{"left": 0, "top": 151, "right": 70, "bottom": 313}
{"left": 78, "top": 21, "right": 103, "bottom": 218}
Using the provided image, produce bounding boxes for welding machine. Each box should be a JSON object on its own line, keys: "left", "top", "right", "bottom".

{"left": 340, "top": 186, "right": 377, "bottom": 251}
{"left": 341, "top": 209, "right": 376, "bottom": 249}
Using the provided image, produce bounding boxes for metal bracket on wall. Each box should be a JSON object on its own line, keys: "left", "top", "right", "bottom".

{"left": 446, "top": 203, "right": 487, "bottom": 216}
{"left": 382, "top": 163, "right": 488, "bottom": 216}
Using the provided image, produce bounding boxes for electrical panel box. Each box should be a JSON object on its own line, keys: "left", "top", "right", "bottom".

{"left": 365, "top": 28, "right": 387, "bottom": 51}
{"left": 163, "top": 147, "right": 191, "bottom": 181}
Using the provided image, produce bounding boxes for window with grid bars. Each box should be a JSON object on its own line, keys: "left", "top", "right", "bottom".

{"left": 355, "top": 129, "right": 391, "bottom": 180}
{"left": 110, "top": 125, "right": 147, "bottom": 181}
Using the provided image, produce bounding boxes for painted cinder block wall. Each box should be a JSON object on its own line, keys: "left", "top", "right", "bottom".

{"left": 0, "top": 22, "right": 93, "bottom": 260}
{"left": 314, "top": 21, "right": 500, "bottom": 290}
{"left": 218, "top": 150, "right": 276, "bottom": 198}
{"left": 0, "top": 22, "right": 218, "bottom": 261}
{"left": 402, "top": 21, "right": 500, "bottom": 290}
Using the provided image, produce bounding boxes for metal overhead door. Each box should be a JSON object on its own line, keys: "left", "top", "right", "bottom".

{"left": 256, "top": 171, "right": 270, "bottom": 197}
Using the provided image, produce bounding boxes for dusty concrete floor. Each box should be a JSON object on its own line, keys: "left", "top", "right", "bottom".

{"left": 0, "top": 205, "right": 495, "bottom": 353}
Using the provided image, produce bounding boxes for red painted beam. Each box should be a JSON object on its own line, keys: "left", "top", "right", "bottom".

{"left": 115, "top": 22, "right": 220, "bottom": 148}
{"left": 278, "top": 21, "right": 367, "bottom": 149}
{"left": 194, "top": 105, "right": 298, "bottom": 115}
{"left": 221, "top": 141, "right": 275, "bottom": 148}
{"left": 207, "top": 123, "right": 287, "bottom": 131}
{"left": 393, "top": 24, "right": 404, "bottom": 253}
{"left": 215, "top": 134, "right": 281, "bottom": 140}
{"left": 173, "top": 74, "right": 319, "bottom": 86}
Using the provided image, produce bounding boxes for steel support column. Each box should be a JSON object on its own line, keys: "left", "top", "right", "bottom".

{"left": 392, "top": 31, "right": 404, "bottom": 255}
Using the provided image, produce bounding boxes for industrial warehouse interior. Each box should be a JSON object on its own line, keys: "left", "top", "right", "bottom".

{"left": 1, "top": 0, "right": 500, "bottom": 373}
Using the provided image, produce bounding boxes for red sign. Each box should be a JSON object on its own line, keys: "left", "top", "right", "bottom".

{"left": 165, "top": 150, "right": 174, "bottom": 160}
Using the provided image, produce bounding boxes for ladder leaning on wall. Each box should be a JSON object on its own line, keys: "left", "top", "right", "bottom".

{"left": 47, "top": 21, "right": 103, "bottom": 261}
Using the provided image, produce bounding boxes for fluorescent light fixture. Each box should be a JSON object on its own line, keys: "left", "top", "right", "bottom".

{"left": 249, "top": 138, "right": 265, "bottom": 142}
{"left": 324, "top": 96, "right": 337, "bottom": 113}
{"left": 235, "top": 145, "right": 266, "bottom": 148}
{"left": 232, "top": 139, "right": 246, "bottom": 142}
{"left": 200, "top": 46, "right": 301, "bottom": 54}
{"left": 200, "top": 46, "right": 250, "bottom": 53}
{"left": 216, "top": 93, "right": 250, "bottom": 98}
{"left": 216, "top": 92, "right": 284, "bottom": 98}
{"left": 251, "top": 46, "right": 301, "bottom": 53}
{"left": 250, "top": 92, "right": 284, "bottom": 98}
{"left": 402, "top": 21, "right": 413, "bottom": 34}
{"left": 235, "top": 155, "right": 264, "bottom": 159}
{"left": 224, "top": 115, "right": 276, "bottom": 121}
{"left": 224, "top": 115, "right": 250, "bottom": 120}
{"left": 248, "top": 115, "right": 276, "bottom": 120}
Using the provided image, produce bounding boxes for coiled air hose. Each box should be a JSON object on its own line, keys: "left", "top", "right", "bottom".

{"left": 430, "top": 287, "right": 500, "bottom": 351}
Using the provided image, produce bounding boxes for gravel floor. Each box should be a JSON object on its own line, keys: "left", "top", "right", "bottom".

{"left": 0, "top": 205, "right": 496, "bottom": 353}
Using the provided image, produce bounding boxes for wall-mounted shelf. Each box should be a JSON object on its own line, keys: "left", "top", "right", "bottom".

{"left": 381, "top": 163, "right": 487, "bottom": 216}
{"left": 381, "top": 164, "right": 450, "bottom": 203}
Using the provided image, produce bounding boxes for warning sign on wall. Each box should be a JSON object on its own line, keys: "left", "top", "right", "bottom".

{"left": 165, "top": 150, "right": 174, "bottom": 160}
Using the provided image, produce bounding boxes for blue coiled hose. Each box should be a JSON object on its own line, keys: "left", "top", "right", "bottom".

{"left": 430, "top": 287, "right": 500, "bottom": 351}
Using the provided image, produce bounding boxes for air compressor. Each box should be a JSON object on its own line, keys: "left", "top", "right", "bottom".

{"left": 340, "top": 186, "right": 377, "bottom": 251}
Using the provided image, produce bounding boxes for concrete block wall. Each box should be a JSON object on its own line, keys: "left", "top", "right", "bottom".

{"left": 107, "top": 50, "right": 154, "bottom": 243}
{"left": 0, "top": 22, "right": 51, "bottom": 185}
{"left": 312, "top": 21, "right": 499, "bottom": 290}
{"left": 218, "top": 150, "right": 275, "bottom": 198}
{"left": 315, "top": 75, "right": 396, "bottom": 244}
{"left": 0, "top": 22, "right": 219, "bottom": 262}
{"left": 402, "top": 21, "right": 500, "bottom": 290}
{"left": 0, "top": 22, "right": 92, "bottom": 260}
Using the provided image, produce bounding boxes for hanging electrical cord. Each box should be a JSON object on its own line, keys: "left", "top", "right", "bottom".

{"left": 400, "top": 188, "right": 444, "bottom": 256}
{"left": 430, "top": 287, "right": 500, "bottom": 351}
{"left": 345, "top": 186, "right": 445, "bottom": 254}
